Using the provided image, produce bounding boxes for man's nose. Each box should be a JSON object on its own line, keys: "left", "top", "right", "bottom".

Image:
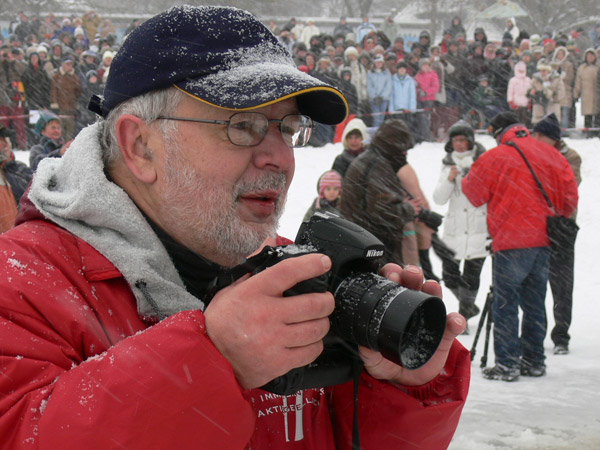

{"left": 252, "top": 125, "right": 295, "bottom": 171}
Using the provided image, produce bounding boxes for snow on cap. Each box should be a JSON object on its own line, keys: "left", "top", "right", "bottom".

{"left": 89, "top": 5, "right": 348, "bottom": 124}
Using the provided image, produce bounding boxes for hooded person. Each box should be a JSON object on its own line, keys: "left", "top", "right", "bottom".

{"left": 302, "top": 169, "right": 343, "bottom": 222}
{"left": 434, "top": 120, "right": 489, "bottom": 324}
{"left": 507, "top": 60, "right": 533, "bottom": 127}
{"left": 0, "top": 6, "right": 469, "bottom": 448}
{"left": 331, "top": 117, "right": 368, "bottom": 177}
{"left": 528, "top": 60, "right": 565, "bottom": 124}
{"left": 341, "top": 119, "right": 421, "bottom": 266}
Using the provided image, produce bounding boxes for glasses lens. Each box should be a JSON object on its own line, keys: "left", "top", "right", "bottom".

{"left": 281, "top": 115, "right": 313, "bottom": 147}
{"left": 228, "top": 113, "right": 268, "bottom": 146}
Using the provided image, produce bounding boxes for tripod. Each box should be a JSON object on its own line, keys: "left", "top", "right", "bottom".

{"left": 470, "top": 250, "right": 496, "bottom": 368}
{"left": 470, "top": 285, "right": 494, "bottom": 368}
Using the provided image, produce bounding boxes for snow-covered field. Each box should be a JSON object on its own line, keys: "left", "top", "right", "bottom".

{"left": 278, "top": 134, "right": 600, "bottom": 450}
{"left": 14, "top": 131, "right": 600, "bottom": 449}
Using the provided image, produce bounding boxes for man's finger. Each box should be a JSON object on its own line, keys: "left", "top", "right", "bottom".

{"left": 252, "top": 253, "right": 331, "bottom": 295}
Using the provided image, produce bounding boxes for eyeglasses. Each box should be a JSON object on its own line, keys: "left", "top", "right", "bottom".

{"left": 157, "top": 112, "right": 314, "bottom": 148}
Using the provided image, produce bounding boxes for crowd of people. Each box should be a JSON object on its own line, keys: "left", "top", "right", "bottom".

{"left": 279, "top": 15, "right": 600, "bottom": 142}
{"left": 1, "top": 11, "right": 600, "bottom": 151}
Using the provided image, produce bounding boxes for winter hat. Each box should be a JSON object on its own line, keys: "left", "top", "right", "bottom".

{"left": 37, "top": 45, "right": 48, "bottom": 55}
{"left": 317, "top": 170, "right": 342, "bottom": 196}
{"left": 89, "top": 5, "right": 348, "bottom": 125}
{"left": 530, "top": 34, "right": 541, "bottom": 46}
{"left": 34, "top": 110, "right": 60, "bottom": 136}
{"left": 533, "top": 112, "right": 561, "bottom": 141}
{"left": 396, "top": 61, "right": 409, "bottom": 70}
{"left": 344, "top": 46, "right": 359, "bottom": 58}
{"left": 86, "top": 70, "right": 99, "bottom": 81}
{"left": 488, "top": 111, "right": 519, "bottom": 138}
{"left": 447, "top": 120, "right": 474, "bottom": 151}
{"left": 74, "top": 26, "right": 85, "bottom": 37}
{"left": 341, "top": 117, "right": 368, "bottom": 148}
{"left": 418, "top": 58, "right": 431, "bottom": 68}
{"left": 536, "top": 60, "right": 552, "bottom": 72}
{"left": 373, "top": 54, "right": 385, "bottom": 63}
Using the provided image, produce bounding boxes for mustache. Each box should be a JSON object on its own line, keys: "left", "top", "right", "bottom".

{"left": 233, "top": 172, "right": 287, "bottom": 198}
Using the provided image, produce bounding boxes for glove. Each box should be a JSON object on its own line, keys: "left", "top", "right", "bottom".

{"left": 50, "top": 103, "right": 59, "bottom": 110}
{"left": 508, "top": 101, "right": 517, "bottom": 110}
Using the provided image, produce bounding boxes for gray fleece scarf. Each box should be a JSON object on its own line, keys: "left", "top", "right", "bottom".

{"left": 28, "top": 122, "right": 204, "bottom": 319}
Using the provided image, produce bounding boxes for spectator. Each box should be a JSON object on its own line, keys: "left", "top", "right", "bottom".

{"left": 448, "top": 16, "right": 466, "bottom": 38}
{"left": 462, "top": 111, "right": 578, "bottom": 382}
{"left": 414, "top": 58, "right": 439, "bottom": 142}
{"left": 76, "top": 70, "right": 103, "bottom": 133}
{"left": 551, "top": 46, "right": 576, "bottom": 131}
{"left": 303, "top": 170, "right": 342, "bottom": 222}
{"left": 387, "top": 36, "right": 406, "bottom": 61}
{"left": 29, "top": 110, "right": 66, "bottom": 171}
{"left": 21, "top": 51, "right": 51, "bottom": 110}
{"left": 331, "top": 117, "right": 368, "bottom": 178}
{"left": 300, "top": 19, "right": 320, "bottom": 47}
{"left": 573, "top": 49, "right": 599, "bottom": 137}
{"left": 343, "top": 47, "right": 368, "bottom": 113}
{"left": 81, "top": 10, "right": 101, "bottom": 42}
{"left": 341, "top": 119, "right": 423, "bottom": 266}
{"left": 389, "top": 61, "right": 417, "bottom": 116}
{"left": 507, "top": 61, "right": 533, "bottom": 128}
{"left": 504, "top": 18, "right": 520, "bottom": 42}
{"left": 0, "top": 46, "right": 27, "bottom": 149}
{"left": 380, "top": 13, "right": 399, "bottom": 43}
{"left": 0, "top": 7, "right": 469, "bottom": 447}
{"left": 333, "top": 16, "right": 353, "bottom": 40}
{"left": 337, "top": 68, "right": 358, "bottom": 114}
{"left": 528, "top": 61, "right": 565, "bottom": 124}
{"left": 50, "top": 56, "right": 82, "bottom": 141}
{"left": 0, "top": 124, "right": 20, "bottom": 232}
{"left": 367, "top": 54, "right": 392, "bottom": 128}
{"left": 433, "top": 121, "right": 488, "bottom": 325}
{"left": 356, "top": 16, "right": 377, "bottom": 44}
{"left": 469, "top": 27, "right": 488, "bottom": 55}
{"left": 413, "top": 30, "right": 432, "bottom": 58}
{"left": 96, "top": 50, "right": 114, "bottom": 82}
{"left": 532, "top": 113, "right": 582, "bottom": 356}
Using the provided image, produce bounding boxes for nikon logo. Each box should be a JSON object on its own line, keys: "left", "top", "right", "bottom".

{"left": 366, "top": 249, "right": 384, "bottom": 258}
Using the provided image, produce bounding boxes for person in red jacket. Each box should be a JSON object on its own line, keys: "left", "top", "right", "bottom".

{"left": 0, "top": 6, "right": 470, "bottom": 449}
{"left": 462, "top": 111, "right": 578, "bottom": 382}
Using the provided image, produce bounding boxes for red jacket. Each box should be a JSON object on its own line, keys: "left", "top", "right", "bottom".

{"left": 0, "top": 213, "right": 470, "bottom": 449}
{"left": 462, "top": 124, "right": 578, "bottom": 253}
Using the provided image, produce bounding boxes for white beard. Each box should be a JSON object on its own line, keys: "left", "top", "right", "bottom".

{"left": 160, "top": 143, "right": 287, "bottom": 266}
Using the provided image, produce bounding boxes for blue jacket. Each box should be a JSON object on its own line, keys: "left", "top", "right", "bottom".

{"left": 367, "top": 69, "right": 392, "bottom": 101}
{"left": 389, "top": 74, "right": 417, "bottom": 112}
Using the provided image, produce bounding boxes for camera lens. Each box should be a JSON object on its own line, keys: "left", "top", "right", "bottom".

{"left": 332, "top": 272, "right": 446, "bottom": 369}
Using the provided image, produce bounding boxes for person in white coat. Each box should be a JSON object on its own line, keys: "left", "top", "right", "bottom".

{"left": 433, "top": 120, "right": 489, "bottom": 324}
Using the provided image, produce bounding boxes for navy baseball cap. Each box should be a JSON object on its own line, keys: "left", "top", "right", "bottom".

{"left": 89, "top": 6, "right": 348, "bottom": 125}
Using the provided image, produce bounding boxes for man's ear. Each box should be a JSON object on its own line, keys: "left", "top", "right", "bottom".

{"left": 115, "top": 114, "right": 158, "bottom": 183}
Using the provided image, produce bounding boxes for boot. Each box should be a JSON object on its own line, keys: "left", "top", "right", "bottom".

{"left": 458, "top": 287, "right": 480, "bottom": 320}
{"left": 419, "top": 249, "right": 441, "bottom": 282}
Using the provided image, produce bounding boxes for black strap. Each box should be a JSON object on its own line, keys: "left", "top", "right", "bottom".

{"left": 506, "top": 140, "right": 557, "bottom": 216}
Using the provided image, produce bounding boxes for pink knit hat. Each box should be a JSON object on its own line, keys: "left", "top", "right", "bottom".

{"left": 318, "top": 170, "right": 342, "bottom": 197}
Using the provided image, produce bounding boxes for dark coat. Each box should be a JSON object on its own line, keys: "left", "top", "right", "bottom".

{"left": 2, "top": 158, "right": 33, "bottom": 203}
{"left": 21, "top": 57, "right": 51, "bottom": 109}
{"left": 340, "top": 120, "right": 416, "bottom": 265}
{"left": 29, "top": 135, "right": 64, "bottom": 171}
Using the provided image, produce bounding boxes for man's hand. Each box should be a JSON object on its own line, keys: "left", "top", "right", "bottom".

{"left": 204, "top": 253, "right": 335, "bottom": 390}
{"left": 359, "top": 264, "right": 466, "bottom": 386}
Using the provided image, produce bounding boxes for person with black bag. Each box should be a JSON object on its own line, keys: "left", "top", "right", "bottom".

{"left": 532, "top": 112, "right": 582, "bottom": 355}
{"left": 462, "top": 111, "right": 578, "bottom": 382}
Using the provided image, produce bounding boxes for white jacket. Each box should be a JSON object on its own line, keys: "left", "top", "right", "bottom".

{"left": 433, "top": 149, "right": 490, "bottom": 260}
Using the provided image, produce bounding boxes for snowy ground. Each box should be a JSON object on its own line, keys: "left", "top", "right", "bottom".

{"left": 14, "top": 132, "right": 600, "bottom": 449}
{"left": 277, "top": 134, "right": 600, "bottom": 450}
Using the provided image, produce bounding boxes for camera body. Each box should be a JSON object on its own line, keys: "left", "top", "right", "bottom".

{"left": 255, "top": 212, "right": 447, "bottom": 395}
{"left": 417, "top": 208, "right": 444, "bottom": 231}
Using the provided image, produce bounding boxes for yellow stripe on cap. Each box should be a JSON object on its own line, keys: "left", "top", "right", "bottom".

{"left": 174, "top": 84, "right": 349, "bottom": 121}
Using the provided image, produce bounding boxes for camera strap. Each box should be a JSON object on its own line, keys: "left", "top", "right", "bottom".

{"left": 203, "top": 246, "right": 281, "bottom": 302}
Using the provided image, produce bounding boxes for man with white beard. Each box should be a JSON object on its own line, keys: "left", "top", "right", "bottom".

{"left": 0, "top": 6, "right": 469, "bottom": 448}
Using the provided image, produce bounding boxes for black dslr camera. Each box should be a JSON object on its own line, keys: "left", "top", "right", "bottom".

{"left": 417, "top": 208, "right": 444, "bottom": 231}
{"left": 209, "top": 212, "right": 447, "bottom": 395}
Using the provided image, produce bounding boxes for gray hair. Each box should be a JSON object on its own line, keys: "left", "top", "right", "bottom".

{"left": 99, "top": 87, "right": 187, "bottom": 167}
